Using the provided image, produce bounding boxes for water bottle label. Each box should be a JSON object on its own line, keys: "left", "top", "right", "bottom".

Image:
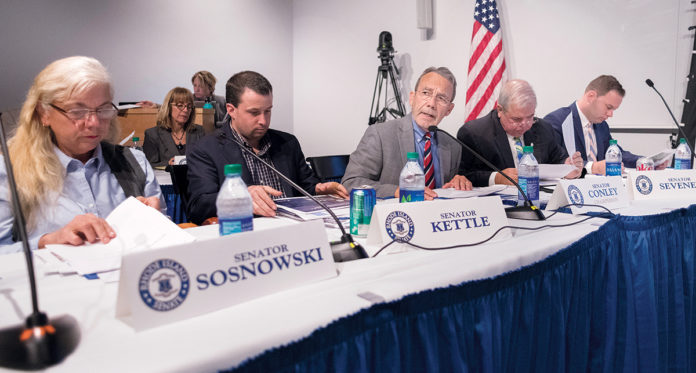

{"left": 399, "top": 189, "right": 424, "bottom": 203}
{"left": 606, "top": 162, "right": 621, "bottom": 176}
{"left": 675, "top": 159, "right": 692, "bottom": 170}
{"left": 219, "top": 217, "right": 253, "bottom": 236}
{"left": 518, "top": 176, "right": 539, "bottom": 201}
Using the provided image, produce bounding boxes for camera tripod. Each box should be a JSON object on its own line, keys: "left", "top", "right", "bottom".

{"left": 368, "top": 53, "right": 406, "bottom": 125}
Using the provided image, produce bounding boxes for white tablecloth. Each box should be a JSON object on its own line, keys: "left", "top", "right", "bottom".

{"left": 0, "top": 200, "right": 684, "bottom": 372}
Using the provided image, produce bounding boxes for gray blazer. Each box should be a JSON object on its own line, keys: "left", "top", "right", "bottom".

{"left": 341, "top": 114, "right": 462, "bottom": 198}
{"left": 143, "top": 125, "right": 206, "bottom": 167}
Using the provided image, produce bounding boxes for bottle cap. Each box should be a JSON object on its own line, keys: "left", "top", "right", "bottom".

{"left": 224, "top": 163, "right": 242, "bottom": 175}
{"left": 609, "top": 139, "right": 617, "bottom": 145}
{"left": 680, "top": 138, "right": 687, "bottom": 144}
{"left": 132, "top": 137, "right": 140, "bottom": 142}
{"left": 523, "top": 145, "right": 533, "bottom": 153}
{"left": 406, "top": 152, "right": 418, "bottom": 160}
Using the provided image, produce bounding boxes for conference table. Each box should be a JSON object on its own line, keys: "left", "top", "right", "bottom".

{"left": 0, "top": 196, "right": 694, "bottom": 372}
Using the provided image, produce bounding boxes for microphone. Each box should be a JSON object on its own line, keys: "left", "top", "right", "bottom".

{"left": 429, "top": 125, "right": 545, "bottom": 220}
{"left": 223, "top": 132, "right": 368, "bottom": 262}
{"left": 0, "top": 113, "right": 80, "bottom": 369}
{"left": 645, "top": 78, "right": 696, "bottom": 155}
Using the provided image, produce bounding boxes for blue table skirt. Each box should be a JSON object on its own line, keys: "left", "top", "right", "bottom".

{"left": 229, "top": 205, "right": 696, "bottom": 373}
{"left": 161, "top": 184, "right": 187, "bottom": 224}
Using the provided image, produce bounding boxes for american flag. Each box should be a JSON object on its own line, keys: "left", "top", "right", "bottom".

{"left": 465, "top": 0, "right": 506, "bottom": 122}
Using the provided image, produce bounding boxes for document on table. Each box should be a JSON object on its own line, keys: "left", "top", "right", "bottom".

{"left": 540, "top": 164, "right": 577, "bottom": 180}
{"left": 41, "top": 197, "right": 195, "bottom": 277}
{"left": 649, "top": 149, "right": 674, "bottom": 166}
{"left": 274, "top": 195, "right": 350, "bottom": 228}
{"left": 434, "top": 185, "right": 507, "bottom": 199}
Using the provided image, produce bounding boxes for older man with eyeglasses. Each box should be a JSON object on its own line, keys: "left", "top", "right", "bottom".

{"left": 456, "top": 79, "right": 583, "bottom": 187}
{"left": 342, "top": 66, "right": 473, "bottom": 200}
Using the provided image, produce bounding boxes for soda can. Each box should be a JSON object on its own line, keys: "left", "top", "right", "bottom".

{"left": 636, "top": 157, "right": 654, "bottom": 171}
{"left": 350, "top": 186, "right": 376, "bottom": 237}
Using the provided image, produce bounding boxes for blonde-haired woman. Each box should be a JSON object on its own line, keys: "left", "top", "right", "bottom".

{"left": 143, "top": 87, "right": 205, "bottom": 167}
{"left": 0, "top": 56, "right": 163, "bottom": 253}
{"left": 192, "top": 70, "right": 226, "bottom": 122}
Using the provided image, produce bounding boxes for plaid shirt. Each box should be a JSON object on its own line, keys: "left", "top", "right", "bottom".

{"left": 229, "top": 128, "right": 287, "bottom": 198}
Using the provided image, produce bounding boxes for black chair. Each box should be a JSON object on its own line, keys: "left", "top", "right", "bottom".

{"left": 307, "top": 155, "right": 350, "bottom": 183}
{"left": 166, "top": 164, "right": 190, "bottom": 218}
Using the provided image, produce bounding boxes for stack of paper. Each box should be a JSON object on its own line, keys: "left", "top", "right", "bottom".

{"left": 35, "top": 197, "right": 195, "bottom": 282}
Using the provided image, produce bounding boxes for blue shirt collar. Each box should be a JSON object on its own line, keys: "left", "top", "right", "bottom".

{"left": 411, "top": 119, "right": 436, "bottom": 142}
{"left": 55, "top": 144, "right": 103, "bottom": 172}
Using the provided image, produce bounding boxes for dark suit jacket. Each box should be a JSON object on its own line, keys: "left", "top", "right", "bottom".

{"left": 143, "top": 125, "right": 205, "bottom": 167}
{"left": 544, "top": 102, "right": 640, "bottom": 168}
{"left": 457, "top": 110, "right": 569, "bottom": 187}
{"left": 186, "top": 122, "right": 319, "bottom": 224}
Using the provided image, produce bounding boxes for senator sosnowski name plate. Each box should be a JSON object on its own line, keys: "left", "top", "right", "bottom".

{"left": 116, "top": 219, "right": 335, "bottom": 331}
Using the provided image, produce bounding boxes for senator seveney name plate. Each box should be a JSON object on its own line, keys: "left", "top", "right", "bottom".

{"left": 628, "top": 169, "right": 696, "bottom": 201}
{"left": 116, "top": 219, "right": 335, "bottom": 330}
{"left": 367, "top": 195, "right": 509, "bottom": 250}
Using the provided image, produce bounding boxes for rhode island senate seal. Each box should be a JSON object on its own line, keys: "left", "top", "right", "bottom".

{"left": 384, "top": 211, "right": 415, "bottom": 242}
{"left": 635, "top": 175, "right": 653, "bottom": 195}
{"left": 567, "top": 185, "right": 584, "bottom": 205}
{"left": 139, "top": 259, "right": 190, "bottom": 312}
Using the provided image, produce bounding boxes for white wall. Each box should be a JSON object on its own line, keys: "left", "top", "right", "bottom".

{"left": 1, "top": 0, "right": 694, "bottom": 158}
{"left": 293, "top": 0, "right": 696, "bottom": 157}
{"left": 0, "top": 0, "right": 295, "bottom": 133}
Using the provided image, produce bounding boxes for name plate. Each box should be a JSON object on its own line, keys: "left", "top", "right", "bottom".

{"left": 627, "top": 169, "right": 696, "bottom": 201}
{"left": 116, "top": 219, "right": 336, "bottom": 330}
{"left": 546, "top": 176, "right": 628, "bottom": 214}
{"left": 366, "top": 195, "right": 510, "bottom": 250}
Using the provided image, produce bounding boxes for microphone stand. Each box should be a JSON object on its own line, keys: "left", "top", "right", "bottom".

{"left": 430, "top": 126, "right": 545, "bottom": 220}
{"left": 645, "top": 79, "right": 696, "bottom": 159}
{"left": 224, "top": 132, "right": 368, "bottom": 262}
{"left": 0, "top": 113, "right": 80, "bottom": 370}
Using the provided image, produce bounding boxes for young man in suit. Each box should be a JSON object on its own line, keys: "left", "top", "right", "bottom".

{"left": 544, "top": 75, "right": 668, "bottom": 174}
{"left": 457, "top": 79, "right": 583, "bottom": 187}
{"left": 342, "top": 66, "right": 473, "bottom": 199}
{"left": 186, "top": 71, "right": 347, "bottom": 223}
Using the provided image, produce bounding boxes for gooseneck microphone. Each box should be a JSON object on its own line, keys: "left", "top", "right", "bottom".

{"left": 429, "top": 126, "right": 545, "bottom": 220}
{"left": 645, "top": 78, "right": 695, "bottom": 155}
{"left": 222, "top": 132, "right": 368, "bottom": 262}
{"left": 0, "top": 113, "right": 80, "bottom": 369}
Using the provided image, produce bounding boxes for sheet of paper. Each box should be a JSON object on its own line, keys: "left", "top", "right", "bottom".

{"left": 540, "top": 163, "right": 577, "bottom": 179}
{"left": 44, "top": 197, "right": 195, "bottom": 275}
{"left": 649, "top": 148, "right": 675, "bottom": 166}
{"left": 434, "top": 185, "right": 506, "bottom": 199}
{"left": 119, "top": 130, "right": 135, "bottom": 146}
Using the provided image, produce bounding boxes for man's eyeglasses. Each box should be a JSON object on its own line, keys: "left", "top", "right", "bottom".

{"left": 172, "top": 103, "right": 194, "bottom": 111}
{"left": 417, "top": 89, "right": 451, "bottom": 106}
{"left": 506, "top": 114, "right": 536, "bottom": 125}
{"left": 50, "top": 103, "right": 118, "bottom": 121}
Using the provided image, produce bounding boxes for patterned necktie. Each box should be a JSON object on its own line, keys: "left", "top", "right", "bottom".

{"left": 584, "top": 123, "right": 598, "bottom": 162}
{"left": 513, "top": 137, "right": 523, "bottom": 161}
{"left": 423, "top": 132, "right": 435, "bottom": 190}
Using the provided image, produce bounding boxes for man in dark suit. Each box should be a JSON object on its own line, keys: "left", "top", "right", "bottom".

{"left": 186, "top": 71, "right": 347, "bottom": 224}
{"left": 457, "top": 79, "right": 583, "bottom": 187}
{"left": 544, "top": 75, "right": 667, "bottom": 174}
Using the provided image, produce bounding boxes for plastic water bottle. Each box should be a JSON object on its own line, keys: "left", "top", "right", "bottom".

{"left": 399, "top": 152, "right": 425, "bottom": 203}
{"left": 517, "top": 146, "right": 539, "bottom": 206}
{"left": 674, "top": 138, "right": 692, "bottom": 170}
{"left": 605, "top": 139, "right": 622, "bottom": 176}
{"left": 216, "top": 164, "right": 253, "bottom": 235}
{"left": 203, "top": 97, "right": 214, "bottom": 109}
{"left": 131, "top": 137, "right": 143, "bottom": 152}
